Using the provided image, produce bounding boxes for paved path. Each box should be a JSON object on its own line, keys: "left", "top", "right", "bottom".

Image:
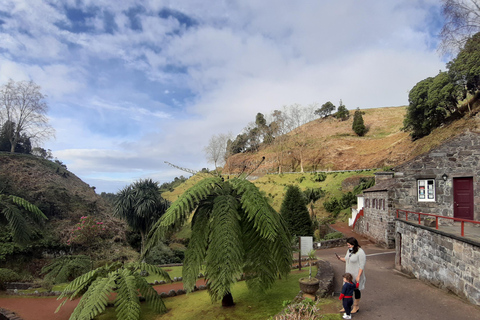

{"left": 322, "top": 222, "right": 480, "bottom": 319}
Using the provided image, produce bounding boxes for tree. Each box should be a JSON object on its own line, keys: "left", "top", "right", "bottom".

{"left": 403, "top": 71, "right": 462, "bottom": 140}
{"left": 0, "top": 120, "right": 33, "bottom": 153}
{"left": 56, "top": 261, "right": 170, "bottom": 320}
{"left": 115, "top": 179, "right": 170, "bottom": 254}
{"left": 204, "top": 133, "right": 232, "bottom": 169}
{"left": 303, "top": 188, "right": 324, "bottom": 219}
{"left": 0, "top": 193, "right": 48, "bottom": 244}
{"left": 440, "top": 0, "right": 480, "bottom": 54}
{"left": 352, "top": 108, "right": 367, "bottom": 136}
{"left": 447, "top": 31, "right": 480, "bottom": 104}
{"left": 403, "top": 77, "right": 436, "bottom": 139}
{"left": 31, "top": 147, "right": 53, "bottom": 160}
{"left": 334, "top": 100, "right": 350, "bottom": 121}
{"left": 280, "top": 185, "right": 313, "bottom": 238}
{"left": 146, "top": 176, "right": 292, "bottom": 307}
{"left": 0, "top": 80, "right": 55, "bottom": 153}
{"left": 314, "top": 101, "right": 336, "bottom": 118}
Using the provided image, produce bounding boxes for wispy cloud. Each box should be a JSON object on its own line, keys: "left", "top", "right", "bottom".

{"left": 0, "top": 0, "right": 446, "bottom": 192}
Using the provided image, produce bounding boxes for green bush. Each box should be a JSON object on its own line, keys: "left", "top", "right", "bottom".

{"left": 311, "top": 172, "right": 327, "bottom": 182}
{"left": 323, "top": 232, "right": 344, "bottom": 240}
{"left": 0, "top": 268, "right": 20, "bottom": 290}
{"left": 144, "top": 241, "right": 184, "bottom": 265}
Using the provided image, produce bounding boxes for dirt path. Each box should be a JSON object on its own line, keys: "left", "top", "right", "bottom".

{"left": 0, "top": 279, "right": 207, "bottom": 320}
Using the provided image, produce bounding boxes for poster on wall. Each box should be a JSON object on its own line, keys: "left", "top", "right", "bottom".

{"left": 419, "top": 185, "right": 425, "bottom": 199}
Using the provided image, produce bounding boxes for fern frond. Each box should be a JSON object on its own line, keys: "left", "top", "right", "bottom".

{"left": 204, "top": 194, "right": 244, "bottom": 301}
{"left": 2, "top": 205, "right": 30, "bottom": 244}
{"left": 68, "top": 274, "right": 116, "bottom": 320}
{"left": 42, "top": 255, "right": 91, "bottom": 284}
{"left": 145, "top": 176, "right": 221, "bottom": 254}
{"left": 135, "top": 274, "right": 167, "bottom": 313}
{"left": 9, "top": 195, "right": 47, "bottom": 221}
{"left": 182, "top": 206, "right": 210, "bottom": 292}
{"left": 115, "top": 269, "right": 141, "bottom": 320}
{"left": 57, "top": 268, "right": 100, "bottom": 302}
{"left": 229, "top": 178, "right": 279, "bottom": 241}
{"left": 241, "top": 214, "right": 278, "bottom": 293}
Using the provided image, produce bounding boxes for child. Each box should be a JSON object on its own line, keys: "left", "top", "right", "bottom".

{"left": 339, "top": 273, "right": 358, "bottom": 319}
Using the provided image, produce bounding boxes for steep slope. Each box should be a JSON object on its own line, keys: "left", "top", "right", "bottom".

{"left": 224, "top": 105, "right": 480, "bottom": 175}
{"left": 0, "top": 153, "right": 128, "bottom": 256}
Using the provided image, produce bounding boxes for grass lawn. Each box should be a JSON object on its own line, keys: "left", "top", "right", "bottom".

{"left": 97, "top": 269, "right": 341, "bottom": 320}
{"left": 144, "top": 266, "right": 184, "bottom": 283}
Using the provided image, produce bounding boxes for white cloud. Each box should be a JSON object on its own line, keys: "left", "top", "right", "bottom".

{"left": 1, "top": 0, "right": 448, "bottom": 193}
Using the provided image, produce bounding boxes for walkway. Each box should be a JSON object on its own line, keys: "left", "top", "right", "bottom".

{"left": 323, "top": 221, "right": 480, "bottom": 319}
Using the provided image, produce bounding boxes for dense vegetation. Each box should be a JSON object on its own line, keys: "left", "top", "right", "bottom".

{"left": 403, "top": 31, "right": 480, "bottom": 140}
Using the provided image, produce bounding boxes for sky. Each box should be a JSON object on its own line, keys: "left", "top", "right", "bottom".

{"left": 0, "top": 0, "right": 448, "bottom": 193}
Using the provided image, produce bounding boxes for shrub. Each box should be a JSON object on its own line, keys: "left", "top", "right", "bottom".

{"left": 66, "top": 216, "right": 107, "bottom": 247}
{"left": 311, "top": 172, "right": 327, "bottom": 182}
{"left": 274, "top": 298, "right": 322, "bottom": 320}
{"left": 324, "top": 232, "right": 344, "bottom": 240}
{"left": 0, "top": 268, "right": 20, "bottom": 290}
{"left": 145, "top": 242, "right": 184, "bottom": 265}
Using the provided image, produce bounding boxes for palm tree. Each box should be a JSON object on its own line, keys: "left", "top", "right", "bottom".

{"left": 114, "top": 179, "right": 169, "bottom": 254}
{"left": 0, "top": 192, "right": 47, "bottom": 244}
{"left": 56, "top": 261, "right": 170, "bottom": 320}
{"left": 303, "top": 188, "right": 324, "bottom": 219}
{"left": 146, "top": 176, "right": 292, "bottom": 307}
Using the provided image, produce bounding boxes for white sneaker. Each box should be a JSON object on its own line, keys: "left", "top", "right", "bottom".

{"left": 343, "top": 315, "right": 351, "bottom": 320}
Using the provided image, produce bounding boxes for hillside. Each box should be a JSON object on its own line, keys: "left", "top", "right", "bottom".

{"left": 223, "top": 105, "right": 480, "bottom": 175}
{"left": 0, "top": 153, "right": 132, "bottom": 265}
{"left": 162, "top": 104, "right": 480, "bottom": 222}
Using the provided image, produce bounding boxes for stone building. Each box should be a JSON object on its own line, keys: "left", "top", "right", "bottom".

{"left": 354, "top": 130, "right": 480, "bottom": 247}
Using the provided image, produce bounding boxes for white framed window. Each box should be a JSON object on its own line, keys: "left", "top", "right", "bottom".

{"left": 417, "top": 179, "right": 435, "bottom": 202}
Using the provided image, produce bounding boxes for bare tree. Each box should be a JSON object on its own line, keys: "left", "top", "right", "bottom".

{"left": 204, "top": 132, "right": 232, "bottom": 169}
{"left": 440, "top": 0, "right": 480, "bottom": 54}
{"left": 0, "top": 79, "right": 55, "bottom": 153}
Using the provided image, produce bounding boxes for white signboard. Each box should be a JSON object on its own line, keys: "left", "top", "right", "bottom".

{"left": 299, "top": 236, "right": 313, "bottom": 256}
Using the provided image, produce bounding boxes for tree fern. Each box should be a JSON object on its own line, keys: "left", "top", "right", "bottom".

{"left": 146, "top": 176, "right": 292, "bottom": 306}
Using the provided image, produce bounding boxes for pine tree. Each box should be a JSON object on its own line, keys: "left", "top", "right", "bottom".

{"left": 146, "top": 176, "right": 292, "bottom": 307}
{"left": 352, "top": 108, "right": 366, "bottom": 136}
{"left": 280, "top": 185, "right": 313, "bottom": 237}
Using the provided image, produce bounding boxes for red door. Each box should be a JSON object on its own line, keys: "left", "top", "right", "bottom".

{"left": 453, "top": 177, "right": 474, "bottom": 220}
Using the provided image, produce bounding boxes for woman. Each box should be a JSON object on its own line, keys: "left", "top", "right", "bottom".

{"left": 336, "top": 237, "right": 366, "bottom": 314}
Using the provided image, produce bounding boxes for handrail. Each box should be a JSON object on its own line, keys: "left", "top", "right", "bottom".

{"left": 352, "top": 208, "right": 364, "bottom": 230}
{"left": 396, "top": 209, "right": 480, "bottom": 237}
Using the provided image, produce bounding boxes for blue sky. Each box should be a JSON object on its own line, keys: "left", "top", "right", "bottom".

{"left": 0, "top": 0, "right": 447, "bottom": 193}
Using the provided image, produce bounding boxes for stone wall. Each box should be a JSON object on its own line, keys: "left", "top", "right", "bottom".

{"left": 396, "top": 220, "right": 480, "bottom": 305}
{"left": 355, "top": 190, "right": 396, "bottom": 248}
{"left": 393, "top": 131, "right": 480, "bottom": 221}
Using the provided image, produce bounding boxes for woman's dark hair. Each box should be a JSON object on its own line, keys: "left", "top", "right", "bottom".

{"left": 346, "top": 237, "right": 360, "bottom": 254}
{"left": 343, "top": 273, "right": 353, "bottom": 283}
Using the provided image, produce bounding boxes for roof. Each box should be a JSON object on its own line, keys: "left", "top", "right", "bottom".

{"left": 362, "top": 178, "right": 399, "bottom": 193}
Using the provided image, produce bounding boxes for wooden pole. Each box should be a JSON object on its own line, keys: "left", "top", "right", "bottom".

{"left": 298, "top": 236, "right": 301, "bottom": 271}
